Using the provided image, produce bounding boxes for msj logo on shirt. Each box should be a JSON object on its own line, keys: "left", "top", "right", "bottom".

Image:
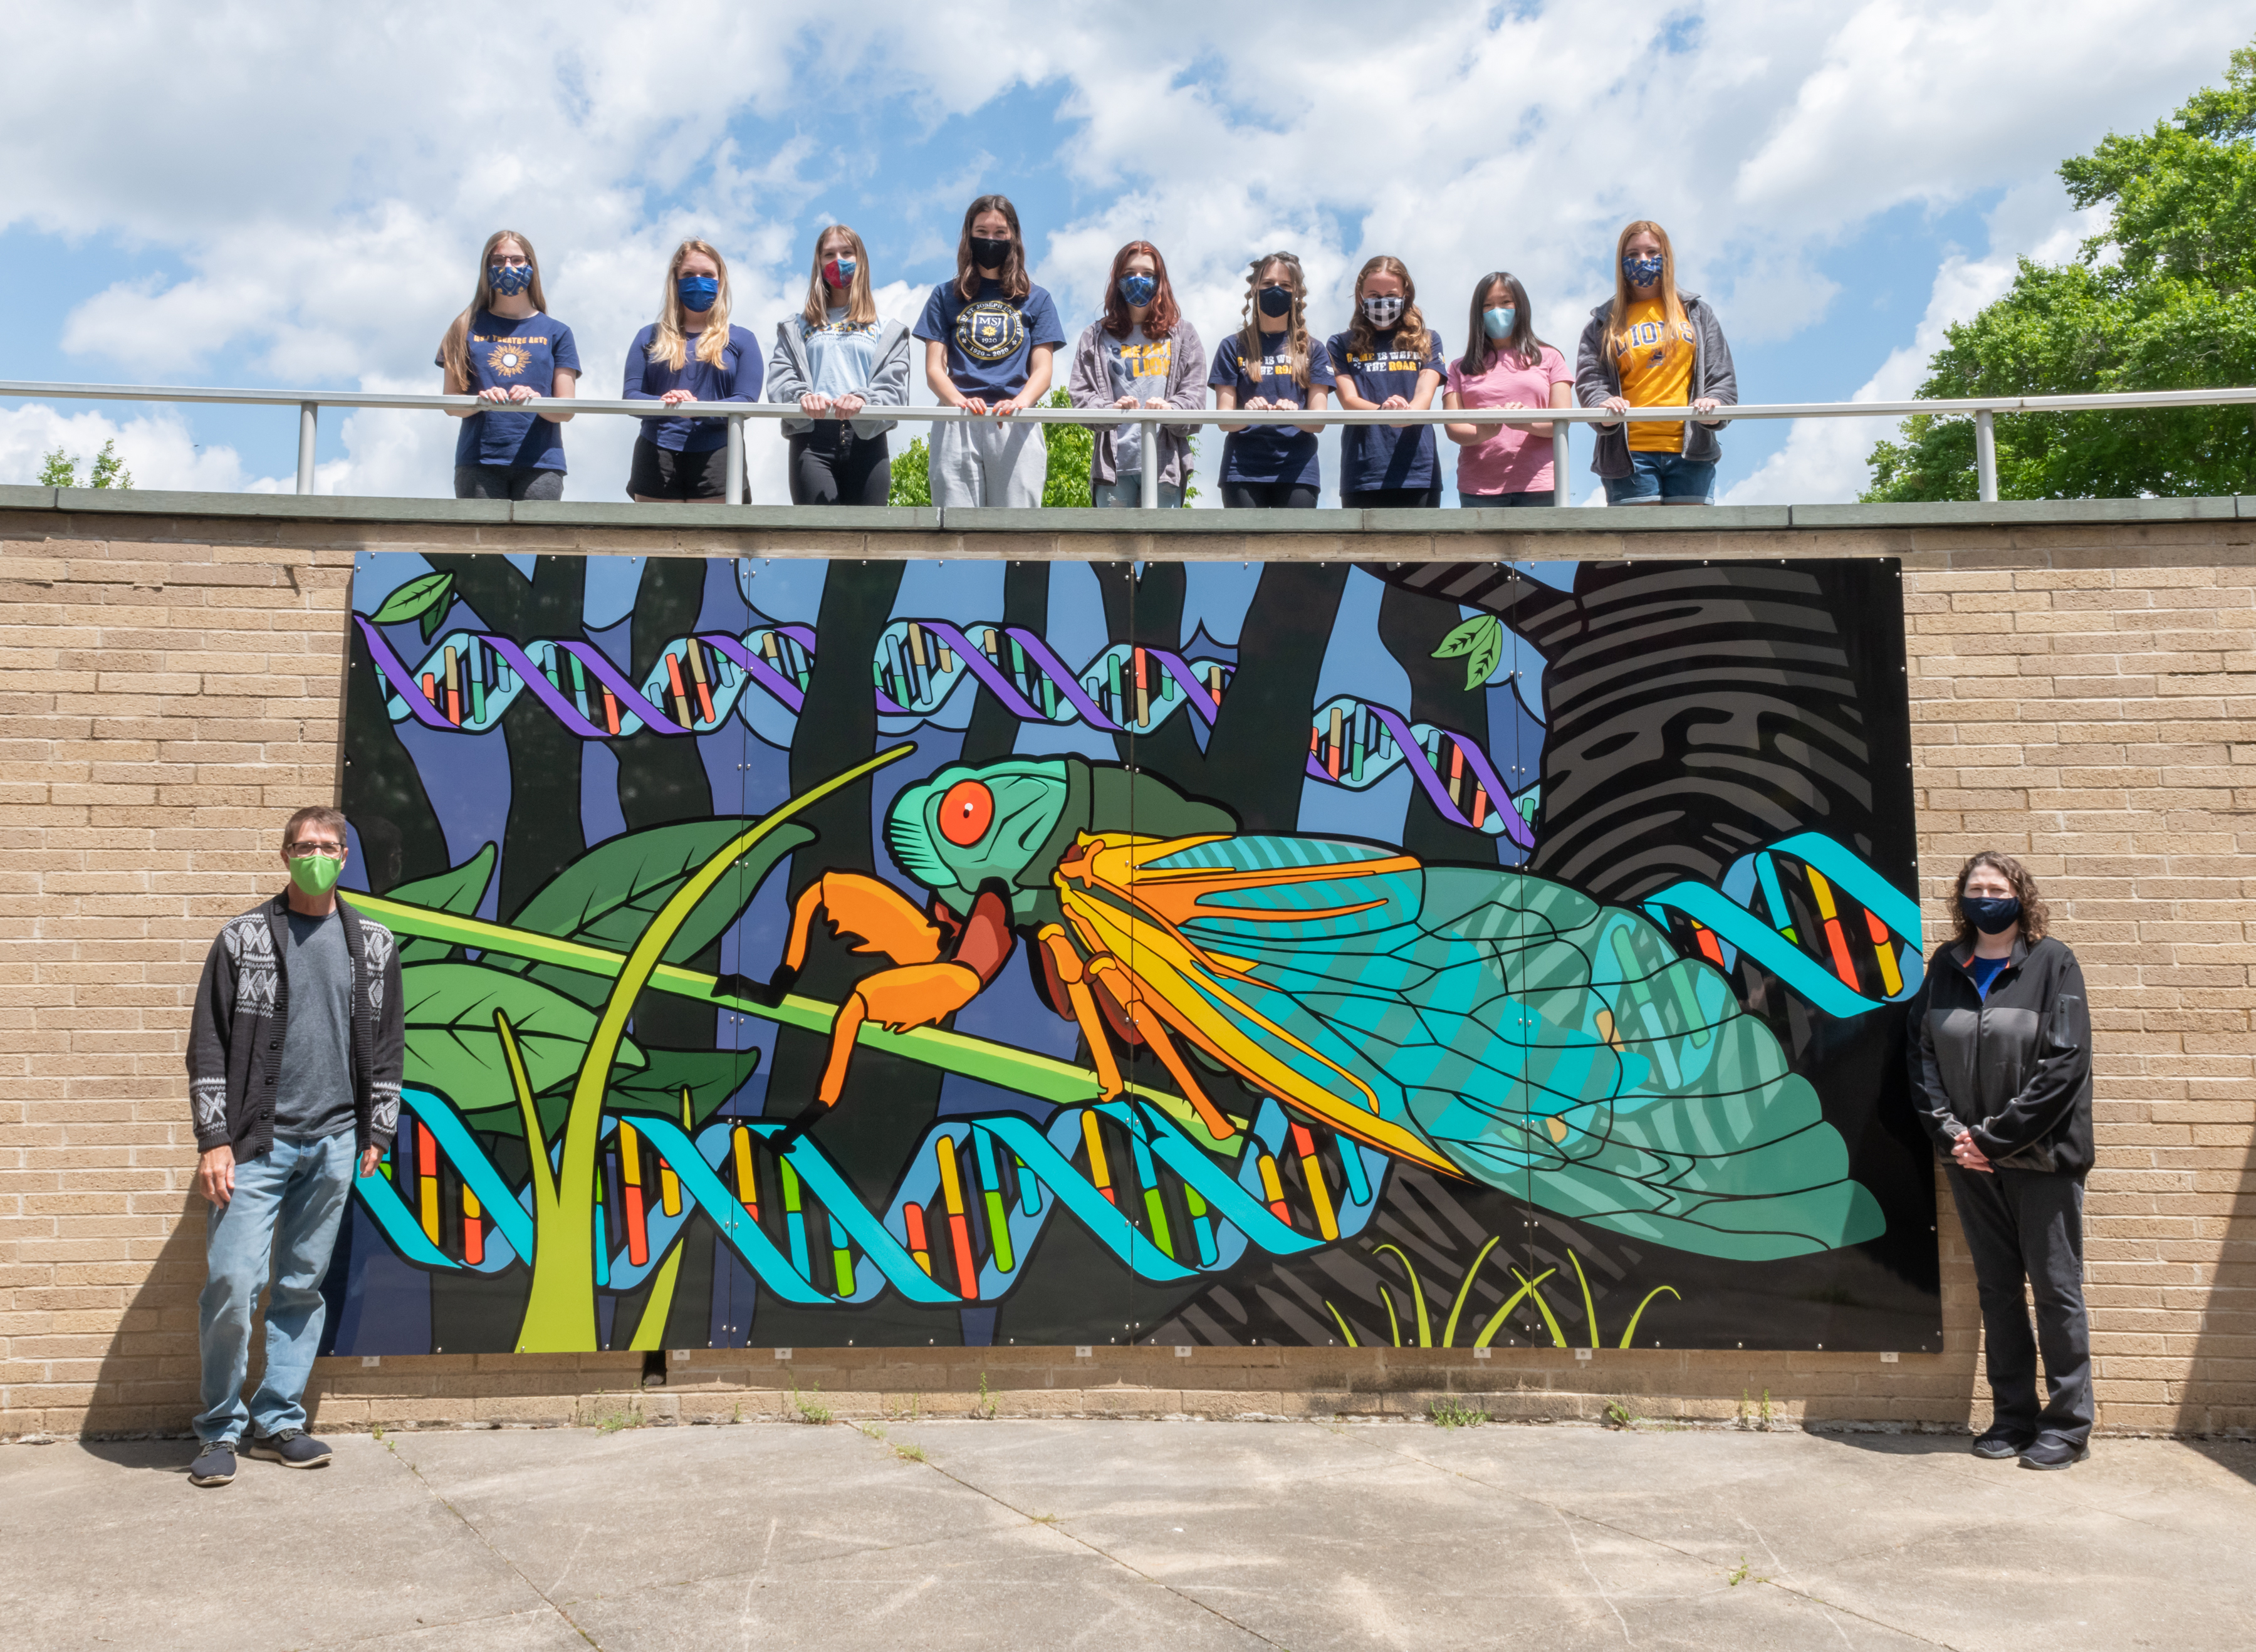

{"left": 958, "top": 301, "right": 1025, "bottom": 364}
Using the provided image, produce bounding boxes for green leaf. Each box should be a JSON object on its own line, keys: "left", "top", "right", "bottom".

{"left": 368, "top": 570, "right": 457, "bottom": 631}
{"left": 460, "top": 1045, "right": 760, "bottom": 1143}
{"left": 499, "top": 818, "right": 814, "bottom": 1005}
{"left": 402, "top": 961, "right": 644, "bottom": 1110}
{"left": 1433, "top": 614, "right": 1504, "bottom": 691}
{"left": 382, "top": 842, "right": 496, "bottom": 962}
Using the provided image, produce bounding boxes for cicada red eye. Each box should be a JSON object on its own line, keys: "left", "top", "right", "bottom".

{"left": 938, "top": 779, "right": 994, "bottom": 847}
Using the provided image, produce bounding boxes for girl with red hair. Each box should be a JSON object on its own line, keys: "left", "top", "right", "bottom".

{"left": 1067, "top": 240, "right": 1208, "bottom": 506}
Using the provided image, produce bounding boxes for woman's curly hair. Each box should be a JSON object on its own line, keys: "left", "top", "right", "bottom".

{"left": 1951, "top": 849, "right": 2049, "bottom": 950}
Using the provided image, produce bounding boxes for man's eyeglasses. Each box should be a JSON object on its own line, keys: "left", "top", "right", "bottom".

{"left": 284, "top": 842, "right": 346, "bottom": 861}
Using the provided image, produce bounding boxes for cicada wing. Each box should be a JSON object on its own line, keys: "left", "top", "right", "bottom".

{"left": 1129, "top": 837, "right": 1884, "bottom": 1262}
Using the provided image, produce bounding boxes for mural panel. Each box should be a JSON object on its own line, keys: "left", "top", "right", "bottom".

{"left": 330, "top": 553, "right": 1938, "bottom": 1356}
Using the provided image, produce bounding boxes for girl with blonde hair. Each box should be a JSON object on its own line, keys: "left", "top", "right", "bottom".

{"left": 1572, "top": 220, "right": 1737, "bottom": 504}
{"left": 1208, "top": 251, "right": 1334, "bottom": 509}
{"left": 622, "top": 238, "right": 761, "bottom": 503}
{"left": 435, "top": 229, "right": 580, "bottom": 499}
{"left": 1325, "top": 254, "right": 1445, "bottom": 508}
{"left": 766, "top": 224, "right": 913, "bottom": 506}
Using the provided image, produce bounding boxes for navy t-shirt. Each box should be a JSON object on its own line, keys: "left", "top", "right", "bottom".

{"left": 914, "top": 278, "right": 1066, "bottom": 402}
{"left": 623, "top": 323, "right": 763, "bottom": 452}
{"left": 1326, "top": 327, "right": 1445, "bottom": 493}
{"left": 438, "top": 310, "right": 582, "bottom": 471}
{"left": 1208, "top": 329, "right": 1337, "bottom": 488}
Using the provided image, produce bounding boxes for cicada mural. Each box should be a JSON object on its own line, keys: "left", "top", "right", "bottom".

{"left": 331, "top": 553, "right": 1940, "bottom": 1359}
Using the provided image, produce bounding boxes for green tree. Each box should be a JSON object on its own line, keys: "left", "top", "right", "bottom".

{"left": 34, "top": 439, "right": 133, "bottom": 489}
{"left": 1038, "top": 388, "right": 1093, "bottom": 507}
{"left": 887, "top": 436, "right": 932, "bottom": 506}
{"left": 1865, "top": 39, "right": 2256, "bottom": 501}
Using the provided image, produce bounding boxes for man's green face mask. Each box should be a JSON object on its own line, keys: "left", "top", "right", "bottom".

{"left": 288, "top": 849, "right": 344, "bottom": 897}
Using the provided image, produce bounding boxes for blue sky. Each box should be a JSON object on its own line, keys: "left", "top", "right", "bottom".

{"left": 1, "top": 3, "right": 2246, "bottom": 505}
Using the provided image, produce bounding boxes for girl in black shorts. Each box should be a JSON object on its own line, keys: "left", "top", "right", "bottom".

{"left": 623, "top": 238, "right": 760, "bottom": 501}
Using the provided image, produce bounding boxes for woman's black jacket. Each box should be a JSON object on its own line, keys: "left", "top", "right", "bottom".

{"left": 1905, "top": 934, "right": 2093, "bottom": 1176}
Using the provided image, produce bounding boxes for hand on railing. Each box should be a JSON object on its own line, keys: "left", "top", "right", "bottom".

{"left": 478, "top": 385, "right": 540, "bottom": 406}
{"left": 659, "top": 389, "right": 698, "bottom": 407}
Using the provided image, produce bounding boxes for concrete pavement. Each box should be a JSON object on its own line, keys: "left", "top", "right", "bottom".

{"left": 4, "top": 1420, "right": 2252, "bottom": 1650}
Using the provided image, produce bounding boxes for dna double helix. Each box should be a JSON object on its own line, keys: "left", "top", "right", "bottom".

{"left": 1640, "top": 832, "right": 1926, "bottom": 1018}
{"left": 357, "top": 1087, "right": 1387, "bottom": 1309}
{"left": 354, "top": 613, "right": 1540, "bottom": 842}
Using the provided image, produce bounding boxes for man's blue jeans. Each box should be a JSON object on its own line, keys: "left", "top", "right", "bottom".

{"left": 195, "top": 1132, "right": 355, "bottom": 1444}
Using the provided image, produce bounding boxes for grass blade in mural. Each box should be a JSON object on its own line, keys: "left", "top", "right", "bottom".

{"left": 515, "top": 744, "right": 915, "bottom": 1351}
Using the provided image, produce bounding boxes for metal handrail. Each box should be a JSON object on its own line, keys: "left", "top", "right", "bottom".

{"left": 6, "top": 378, "right": 2252, "bottom": 510}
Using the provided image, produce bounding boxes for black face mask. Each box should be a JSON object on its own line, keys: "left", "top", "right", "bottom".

{"left": 969, "top": 235, "right": 1011, "bottom": 271}
{"left": 1257, "top": 285, "right": 1293, "bottom": 318}
{"left": 1960, "top": 896, "right": 2021, "bottom": 936}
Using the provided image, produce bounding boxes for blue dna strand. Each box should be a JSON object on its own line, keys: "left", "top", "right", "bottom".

{"left": 357, "top": 1086, "right": 1387, "bottom": 1307}
{"left": 1639, "top": 832, "right": 1926, "bottom": 1018}
{"left": 355, "top": 614, "right": 1541, "bottom": 833}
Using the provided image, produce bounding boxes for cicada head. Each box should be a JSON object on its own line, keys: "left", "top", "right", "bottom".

{"left": 884, "top": 759, "right": 1073, "bottom": 913}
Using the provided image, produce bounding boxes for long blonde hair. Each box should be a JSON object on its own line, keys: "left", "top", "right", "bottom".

{"left": 439, "top": 230, "right": 550, "bottom": 386}
{"left": 647, "top": 238, "right": 733, "bottom": 372}
{"left": 1235, "top": 253, "right": 1312, "bottom": 389}
{"left": 1344, "top": 254, "right": 1431, "bottom": 358}
{"left": 1606, "top": 220, "right": 1689, "bottom": 354}
{"left": 801, "top": 225, "right": 876, "bottom": 328}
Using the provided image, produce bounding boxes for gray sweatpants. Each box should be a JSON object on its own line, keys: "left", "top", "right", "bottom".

{"left": 927, "top": 417, "right": 1047, "bottom": 508}
{"left": 1943, "top": 1164, "right": 2093, "bottom": 1445}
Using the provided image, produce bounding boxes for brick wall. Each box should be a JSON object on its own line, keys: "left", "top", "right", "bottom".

{"left": 3, "top": 499, "right": 2248, "bottom": 1437}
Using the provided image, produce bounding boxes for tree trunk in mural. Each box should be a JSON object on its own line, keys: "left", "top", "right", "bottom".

{"left": 342, "top": 624, "right": 447, "bottom": 891}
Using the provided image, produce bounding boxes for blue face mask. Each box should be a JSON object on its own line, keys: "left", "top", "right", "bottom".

{"left": 1481, "top": 306, "right": 1516, "bottom": 340}
{"left": 1257, "top": 284, "right": 1293, "bottom": 318}
{"left": 1119, "top": 273, "right": 1157, "bottom": 308}
{"left": 677, "top": 274, "right": 719, "bottom": 313}
{"left": 489, "top": 263, "right": 533, "bottom": 297}
{"left": 1622, "top": 253, "right": 1665, "bottom": 286}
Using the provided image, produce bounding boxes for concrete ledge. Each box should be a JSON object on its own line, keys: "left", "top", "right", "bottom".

{"left": 4, "top": 487, "right": 2245, "bottom": 535}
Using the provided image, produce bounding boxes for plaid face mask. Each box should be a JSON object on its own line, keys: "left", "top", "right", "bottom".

{"left": 1361, "top": 294, "right": 1404, "bottom": 328}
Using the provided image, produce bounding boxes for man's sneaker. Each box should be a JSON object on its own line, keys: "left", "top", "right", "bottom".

{"left": 246, "top": 1428, "right": 333, "bottom": 1469}
{"left": 2020, "top": 1437, "right": 2090, "bottom": 1471}
{"left": 1971, "top": 1427, "right": 2032, "bottom": 1461}
{"left": 188, "top": 1441, "right": 236, "bottom": 1487}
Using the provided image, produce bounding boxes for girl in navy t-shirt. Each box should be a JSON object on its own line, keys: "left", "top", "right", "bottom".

{"left": 622, "top": 238, "right": 761, "bottom": 503}
{"left": 436, "top": 230, "right": 581, "bottom": 501}
{"left": 1325, "top": 255, "right": 1444, "bottom": 510}
{"left": 1209, "top": 251, "right": 1335, "bottom": 509}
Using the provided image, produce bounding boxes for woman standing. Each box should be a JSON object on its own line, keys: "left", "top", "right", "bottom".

{"left": 1443, "top": 271, "right": 1573, "bottom": 506}
{"left": 1908, "top": 852, "right": 2095, "bottom": 1470}
{"left": 1208, "top": 252, "right": 1335, "bottom": 509}
{"left": 915, "top": 196, "right": 1067, "bottom": 507}
{"left": 768, "top": 225, "right": 914, "bottom": 506}
{"left": 1573, "top": 221, "right": 1736, "bottom": 504}
{"left": 1325, "top": 256, "right": 1444, "bottom": 509}
{"left": 436, "top": 230, "right": 580, "bottom": 500}
{"left": 622, "top": 239, "right": 761, "bottom": 503}
{"left": 1066, "top": 241, "right": 1206, "bottom": 508}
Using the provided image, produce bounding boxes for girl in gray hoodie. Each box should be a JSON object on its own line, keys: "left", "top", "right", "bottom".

{"left": 766, "top": 224, "right": 914, "bottom": 505}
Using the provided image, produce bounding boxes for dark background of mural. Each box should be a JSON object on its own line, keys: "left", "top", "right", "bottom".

{"left": 333, "top": 553, "right": 1938, "bottom": 1357}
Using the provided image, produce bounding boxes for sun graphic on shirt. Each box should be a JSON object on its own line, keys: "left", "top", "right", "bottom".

{"left": 486, "top": 342, "right": 533, "bottom": 379}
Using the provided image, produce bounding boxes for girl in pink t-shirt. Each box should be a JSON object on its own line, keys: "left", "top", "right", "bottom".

{"left": 1443, "top": 272, "right": 1574, "bottom": 504}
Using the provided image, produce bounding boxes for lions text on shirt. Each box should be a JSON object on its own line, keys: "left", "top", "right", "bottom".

{"left": 1207, "top": 331, "right": 1337, "bottom": 487}
{"left": 1325, "top": 328, "right": 1445, "bottom": 493}
{"left": 1104, "top": 328, "right": 1172, "bottom": 474}
{"left": 914, "top": 279, "right": 1067, "bottom": 403}
{"left": 436, "top": 309, "right": 582, "bottom": 471}
{"left": 1613, "top": 298, "right": 1696, "bottom": 454}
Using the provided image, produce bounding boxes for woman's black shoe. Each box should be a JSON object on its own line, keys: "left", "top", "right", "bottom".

{"left": 1971, "top": 1428, "right": 2031, "bottom": 1460}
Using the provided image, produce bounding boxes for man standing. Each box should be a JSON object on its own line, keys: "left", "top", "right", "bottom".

{"left": 185, "top": 805, "right": 402, "bottom": 1488}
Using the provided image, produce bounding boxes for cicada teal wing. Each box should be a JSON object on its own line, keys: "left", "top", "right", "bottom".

{"left": 1100, "top": 834, "right": 1885, "bottom": 1262}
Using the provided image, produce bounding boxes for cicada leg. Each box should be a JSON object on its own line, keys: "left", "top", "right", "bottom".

{"left": 1037, "top": 924, "right": 1125, "bottom": 1102}
{"left": 817, "top": 961, "right": 984, "bottom": 1104}
{"left": 1085, "top": 951, "right": 1237, "bottom": 1142}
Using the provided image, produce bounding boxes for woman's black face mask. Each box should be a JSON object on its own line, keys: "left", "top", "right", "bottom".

{"left": 1960, "top": 895, "right": 2022, "bottom": 936}
{"left": 969, "top": 235, "right": 1012, "bottom": 271}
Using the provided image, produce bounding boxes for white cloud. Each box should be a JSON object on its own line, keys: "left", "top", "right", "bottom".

{"left": 1723, "top": 187, "right": 2106, "bottom": 504}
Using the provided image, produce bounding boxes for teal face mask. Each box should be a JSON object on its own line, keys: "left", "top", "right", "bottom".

{"left": 1481, "top": 306, "right": 1516, "bottom": 340}
{"left": 289, "top": 853, "right": 343, "bottom": 897}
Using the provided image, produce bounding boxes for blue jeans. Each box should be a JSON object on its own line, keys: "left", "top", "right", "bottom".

{"left": 196, "top": 1132, "right": 356, "bottom": 1443}
{"left": 1602, "top": 451, "right": 1716, "bottom": 504}
{"left": 1092, "top": 474, "right": 1184, "bottom": 508}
